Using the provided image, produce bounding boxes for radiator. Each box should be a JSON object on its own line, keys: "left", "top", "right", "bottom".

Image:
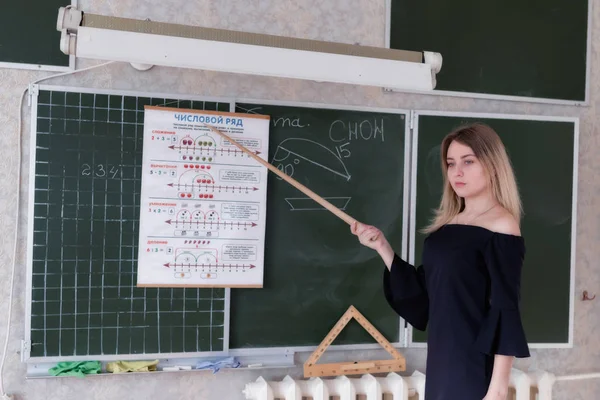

{"left": 243, "top": 369, "right": 559, "bottom": 400}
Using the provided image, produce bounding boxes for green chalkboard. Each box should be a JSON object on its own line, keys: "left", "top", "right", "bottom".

{"left": 231, "top": 103, "right": 408, "bottom": 348}
{"left": 389, "top": 0, "right": 589, "bottom": 101}
{"left": 29, "top": 88, "right": 230, "bottom": 357}
{"left": 1, "top": 2, "right": 72, "bottom": 68}
{"left": 29, "top": 88, "right": 575, "bottom": 356}
{"left": 411, "top": 114, "right": 575, "bottom": 344}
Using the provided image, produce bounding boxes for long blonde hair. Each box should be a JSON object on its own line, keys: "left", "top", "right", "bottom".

{"left": 422, "top": 123, "right": 522, "bottom": 234}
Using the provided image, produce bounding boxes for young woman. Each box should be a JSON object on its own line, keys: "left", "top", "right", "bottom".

{"left": 351, "top": 123, "right": 530, "bottom": 400}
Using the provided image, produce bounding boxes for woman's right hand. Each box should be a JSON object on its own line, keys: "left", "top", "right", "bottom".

{"left": 351, "top": 221, "right": 395, "bottom": 270}
{"left": 351, "top": 221, "right": 386, "bottom": 251}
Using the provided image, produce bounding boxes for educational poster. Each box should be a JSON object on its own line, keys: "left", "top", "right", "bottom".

{"left": 137, "top": 106, "right": 270, "bottom": 288}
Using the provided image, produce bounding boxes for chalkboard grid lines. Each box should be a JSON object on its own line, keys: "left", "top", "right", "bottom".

{"left": 25, "top": 86, "right": 234, "bottom": 360}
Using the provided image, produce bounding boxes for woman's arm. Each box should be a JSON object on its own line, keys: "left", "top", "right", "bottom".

{"left": 351, "top": 221, "right": 429, "bottom": 331}
{"left": 483, "top": 355, "right": 513, "bottom": 400}
{"left": 351, "top": 222, "right": 395, "bottom": 269}
{"left": 377, "top": 240, "right": 395, "bottom": 270}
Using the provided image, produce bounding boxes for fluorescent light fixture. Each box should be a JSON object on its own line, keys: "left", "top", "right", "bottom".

{"left": 57, "top": 7, "right": 442, "bottom": 91}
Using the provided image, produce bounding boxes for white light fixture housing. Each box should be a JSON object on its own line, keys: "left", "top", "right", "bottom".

{"left": 57, "top": 7, "right": 442, "bottom": 91}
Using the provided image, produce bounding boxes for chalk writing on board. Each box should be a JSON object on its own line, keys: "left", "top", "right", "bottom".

{"left": 328, "top": 119, "right": 385, "bottom": 143}
{"left": 80, "top": 164, "right": 120, "bottom": 179}
{"left": 285, "top": 197, "right": 351, "bottom": 211}
{"left": 334, "top": 143, "right": 351, "bottom": 159}
{"left": 273, "top": 117, "right": 307, "bottom": 128}
{"left": 272, "top": 138, "right": 351, "bottom": 181}
{"left": 328, "top": 119, "right": 384, "bottom": 164}
{"left": 235, "top": 105, "right": 263, "bottom": 115}
{"left": 236, "top": 104, "right": 356, "bottom": 213}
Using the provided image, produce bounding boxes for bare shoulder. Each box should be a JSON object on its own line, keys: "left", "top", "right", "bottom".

{"left": 487, "top": 209, "right": 521, "bottom": 236}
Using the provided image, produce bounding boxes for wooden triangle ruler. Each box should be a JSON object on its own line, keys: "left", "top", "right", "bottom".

{"left": 304, "top": 305, "right": 406, "bottom": 377}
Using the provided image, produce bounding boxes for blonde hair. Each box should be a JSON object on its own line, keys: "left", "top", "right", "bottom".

{"left": 422, "top": 123, "right": 522, "bottom": 234}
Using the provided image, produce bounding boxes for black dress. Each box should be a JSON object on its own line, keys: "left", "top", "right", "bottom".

{"left": 383, "top": 224, "right": 530, "bottom": 400}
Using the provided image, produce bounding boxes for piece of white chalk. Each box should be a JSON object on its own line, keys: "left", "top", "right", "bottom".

{"left": 247, "top": 363, "right": 263, "bottom": 368}
{"left": 162, "top": 366, "right": 193, "bottom": 371}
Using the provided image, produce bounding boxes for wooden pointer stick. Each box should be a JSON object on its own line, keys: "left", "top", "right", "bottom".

{"left": 204, "top": 123, "right": 357, "bottom": 226}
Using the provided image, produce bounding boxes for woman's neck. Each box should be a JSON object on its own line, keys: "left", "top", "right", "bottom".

{"left": 462, "top": 191, "right": 498, "bottom": 215}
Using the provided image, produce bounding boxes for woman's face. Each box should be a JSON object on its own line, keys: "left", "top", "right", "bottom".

{"left": 446, "top": 140, "right": 489, "bottom": 198}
